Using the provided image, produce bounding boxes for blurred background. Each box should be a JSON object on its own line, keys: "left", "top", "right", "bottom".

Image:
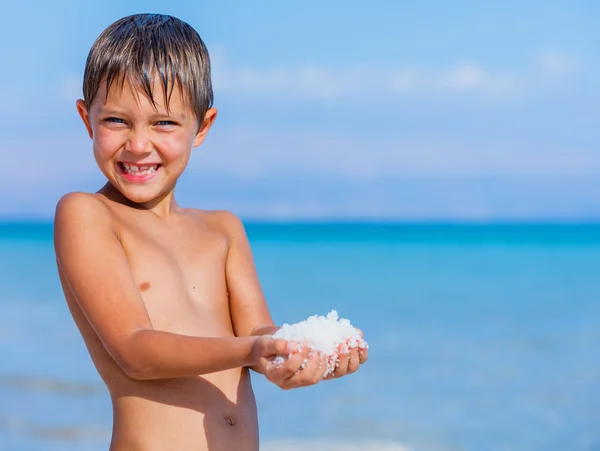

{"left": 1, "top": 1, "right": 599, "bottom": 450}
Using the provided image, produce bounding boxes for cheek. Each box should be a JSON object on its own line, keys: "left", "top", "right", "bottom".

{"left": 93, "top": 130, "right": 122, "bottom": 157}
{"left": 158, "top": 133, "right": 195, "bottom": 161}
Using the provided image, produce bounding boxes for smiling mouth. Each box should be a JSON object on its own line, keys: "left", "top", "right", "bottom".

{"left": 118, "top": 162, "right": 161, "bottom": 176}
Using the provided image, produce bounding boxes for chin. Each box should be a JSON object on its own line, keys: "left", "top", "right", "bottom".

{"left": 123, "top": 190, "right": 163, "bottom": 205}
{"left": 111, "top": 183, "right": 161, "bottom": 204}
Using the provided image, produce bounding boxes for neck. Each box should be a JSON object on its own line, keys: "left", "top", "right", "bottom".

{"left": 98, "top": 182, "right": 180, "bottom": 219}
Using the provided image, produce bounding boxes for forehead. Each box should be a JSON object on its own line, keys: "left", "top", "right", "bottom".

{"left": 95, "top": 75, "right": 192, "bottom": 115}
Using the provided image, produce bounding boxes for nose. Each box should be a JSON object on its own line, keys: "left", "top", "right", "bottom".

{"left": 125, "top": 128, "right": 152, "bottom": 154}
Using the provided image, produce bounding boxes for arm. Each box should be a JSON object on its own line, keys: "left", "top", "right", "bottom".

{"left": 219, "top": 212, "right": 367, "bottom": 387}
{"left": 54, "top": 193, "right": 287, "bottom": 381}
{"left": 220, "top": 211, "right": 278, "bottom": 339}
{"left": 215, "top": 212, "right": 280, "bottom": 374}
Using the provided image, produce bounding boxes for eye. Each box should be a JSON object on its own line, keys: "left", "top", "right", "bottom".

{"left": 104, "top": 117, "right": 126, "bottom": 124}
{"left": 156, "top": 120, "right": 176, "bottom": 126}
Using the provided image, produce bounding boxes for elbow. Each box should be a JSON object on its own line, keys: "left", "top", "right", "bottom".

{"left": 120, "top": 360, "right": 156, "bottom": 381}
{"left": 110, "top": 333, "right": 158, "bottom": 380}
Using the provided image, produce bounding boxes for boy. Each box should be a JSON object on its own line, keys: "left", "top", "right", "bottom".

{"left": 53, "top": 13, "right": 367, "bottom": 451}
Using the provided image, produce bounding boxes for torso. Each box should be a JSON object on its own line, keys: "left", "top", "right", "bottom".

{"left": 58, "top": 194, "right": 259, "bottom": 451}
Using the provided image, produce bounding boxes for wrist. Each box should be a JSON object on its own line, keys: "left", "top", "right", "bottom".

{"left": 243, "top": 335, "right": 260, "bottom": 367}
{"left": 250, "top": 325, "right": 280, "bottom": 336}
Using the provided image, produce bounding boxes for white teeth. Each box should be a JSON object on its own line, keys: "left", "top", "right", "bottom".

{"left": 121, "top": 163, "right": 158, "bottom": 176}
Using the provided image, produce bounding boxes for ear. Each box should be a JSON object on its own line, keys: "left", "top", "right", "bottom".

{"left": 76, "top": 99, "right": 94, "bottom": 139}
{"left": 193, "top": 107, "right": 218, "bottom": 147}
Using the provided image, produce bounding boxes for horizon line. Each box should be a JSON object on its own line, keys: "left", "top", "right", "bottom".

{"left": 2, "top": 217, "right": 600, "bottom": 226}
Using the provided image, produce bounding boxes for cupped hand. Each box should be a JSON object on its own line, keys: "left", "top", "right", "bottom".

{"left": 250, "top": 337, "right": 329, "bottom": 390}
{"left": 323, "top": 329, "right": 369, "bottom": 381}
{"left": 264, "top": 349, "right": 328, "bottom": 390}
{"left": 250, "top": 336, "right": 293, "bottom": 373}
{"left": 250, "top": 328, "right": 369, "bottom": 387}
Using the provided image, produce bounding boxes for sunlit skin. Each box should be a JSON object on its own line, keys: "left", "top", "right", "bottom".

{"left": 76, "top": 79, "right": 211, "bottom": 213}
{"left": 54, "top": 78, "right": 368, "bottom": 451}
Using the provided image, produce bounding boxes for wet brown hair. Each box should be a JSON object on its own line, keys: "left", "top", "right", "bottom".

{"left": 82, "top": 14, "right": 213, "bottom": 121}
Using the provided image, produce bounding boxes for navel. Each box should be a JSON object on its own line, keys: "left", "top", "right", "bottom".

{"left": 224, "top": 414, "right": 236, "bottom": 427}
{"left": 139, "top": 282, "right": 151, "bottom": 292}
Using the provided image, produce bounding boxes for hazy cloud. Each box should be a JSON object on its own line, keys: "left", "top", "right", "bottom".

{"left": 211, "top": 52, "right": 575, "bottom": 101}
{"left": 537, "top": 52, "right": 579, "bottom": 76}
{"left": 192, "top": 124, "right": 600, "bottom": 178}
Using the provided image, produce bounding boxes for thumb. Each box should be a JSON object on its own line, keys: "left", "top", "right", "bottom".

{"left": 264, "top": 338, "right": 291, "bottom": 356}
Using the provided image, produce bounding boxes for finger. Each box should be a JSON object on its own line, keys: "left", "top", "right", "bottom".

{"left": 282, "top": 355, "right": 315, "bottom": 388}
{"left": 346, "top": 348, "right": 360, "bottom": 374}
{"left": 278, "top": 350, "right": 315, "bottom": 389}
{"left": 260, "top": 339, "right": 290, "bottom": 361}
{"left": 265, "top": 339, "right": 304, "bottom": 371}
{"left": 266, "top": 350, "right": 302, "bottom": 378}
{"left": 293, "top": 351, "right": 329, "bottom": 388}
{"left": 321, "top": 356, "right": 339, "bottom": 381}
{"left": 314, "top": 353, "right": 329, "bottom": 381}
{"left": 268, "top": 339, "right": 300, "bottom": 357}
{"left": 275, "top": 347, "right": 310, "bottom": 379}
{"left": 296, "top": 351, "right": 316, "bottom": 372}
{"left": 296, "top": 352, "right": 324, "bottom": 385}
{"left": 358, "top": 346, "right": 369, "bottom": 364}
{"left": 332, "top": 352, "right": 350, "bottom": 379}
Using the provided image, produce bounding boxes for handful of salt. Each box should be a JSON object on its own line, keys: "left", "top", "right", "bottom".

{"left": 271, "top": 310, "right": 368, "bottom": 377}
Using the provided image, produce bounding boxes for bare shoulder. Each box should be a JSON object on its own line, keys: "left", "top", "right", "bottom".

{"left": 54, "top": 192, "right": 115, "bottom": 245}
{"left": 55, "top": 192, "right": 108, "bottom": 218}
{"left": 189, "top": 208, "right": 247, "bottom": 237}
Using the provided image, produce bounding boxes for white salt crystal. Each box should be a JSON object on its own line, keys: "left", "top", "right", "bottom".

{"left": 271, "top": 310, "right": 368, "bottom": 377}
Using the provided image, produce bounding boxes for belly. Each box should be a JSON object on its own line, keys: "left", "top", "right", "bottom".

{"left": 65, "top": 292, "right": 257, "bottom": 451}
{"left": 109, "top": 368, "right": 259, "bottom": 451}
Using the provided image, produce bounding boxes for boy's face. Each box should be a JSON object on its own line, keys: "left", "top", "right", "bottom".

{"left": 76, "top": 78, "right": 216, "bottom": 205}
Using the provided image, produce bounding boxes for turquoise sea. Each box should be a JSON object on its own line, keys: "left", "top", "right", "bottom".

{"left": 0, "top": 222, "right": 599, "bottom": 451}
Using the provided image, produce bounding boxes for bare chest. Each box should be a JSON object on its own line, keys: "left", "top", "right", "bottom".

{"left": 118, "top": 223, "right": 232, "bottom": 337}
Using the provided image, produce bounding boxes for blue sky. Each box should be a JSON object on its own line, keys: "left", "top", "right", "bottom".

{"left": 0, "top": 1, "right": 598, "bottom": 220}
